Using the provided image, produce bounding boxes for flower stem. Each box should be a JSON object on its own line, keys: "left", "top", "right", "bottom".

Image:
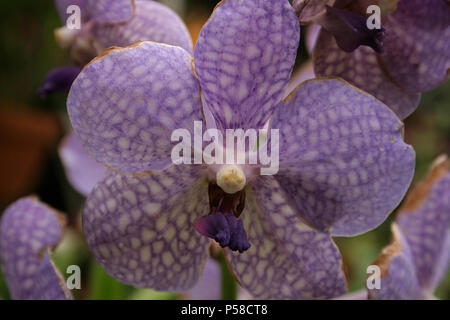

{"left": 219, "top": 253, "right": 237, "bottom": 300}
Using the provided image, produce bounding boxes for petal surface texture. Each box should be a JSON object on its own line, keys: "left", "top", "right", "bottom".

{"left": 368, "top": 225, "right": 423, "bottom": 300}
{"left": 67, "top": 41, "right": 203, "bottom": 174}
{"left": 83, "top": 165, "right": 210, "bottom": 291}
{"left": 271, "top": 78, "right": 415, "bottom": 236}
{"left": 0, "top": 197, "right": 71, "bottom": 300}
{"left": 382, "top": 0, "right": 450, "bottom": 92}
{"left": 226, "top": 177, "right": 347, "bottom": 299}
{"left": 314, "top": 31, "right": 421, "bottom": 119}
{"left": 87, "top": 0, "right": 134, "bottom": 24}
{"left": 186, "top": 258, "right": 222, "bottom": 300}
{"left": 396, "top": 156, "right": 450, "bottom": 291}
{"left": 93, "top": 0, "right": 193, "bottom": 54}
{"left": 370, "top": 156, "right": 450, "bottom": 299}
{"left": 194, "top": 0, "right": 299, "bottom": 130}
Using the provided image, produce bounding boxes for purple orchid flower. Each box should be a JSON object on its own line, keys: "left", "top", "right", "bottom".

{"left": 52, "top": 0, "right": 195, "bottom": 196}
{"left": 38, "top": 0, "right": 193, "bottom": 97}
{"left": 294, "top": 0, "right": 450, "bottom": 119}
{"left": 0, "top": 197, "right": 71, "bottom": 300}
{"left": 67, "top": 0, "right": 415, "bottom": 299}
{"left": 368, "top": 155, "right": 450, "bottom": 300}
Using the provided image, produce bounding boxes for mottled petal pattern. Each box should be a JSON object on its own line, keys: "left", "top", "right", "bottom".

{"left": 59, "top": 132, "right": 107, "bottom": 196}
{"left": 226, "top": 177, "right": 347, "bottom": 299}
{"left": 369, "top": 155, "right": 450, "bottom": 300}
{"left": 314, "top": 30, "right": 421, "bottom": 119}
{"left": 396, "top": 156, "right": 450, "bottom": 291}
{"left": 382, "top": 0, "right": 450, "bottom": 92}
{"left": 271, "top": 79, "right": 415, "bottom": 236}
{"left": 93, "top": 0, "right": 193, "bottom": 54}
{"left": 368, "top": 224, "right": 423, "bottom": 300}
{"left": 194, "top": 0, "right": 299, "bottom": 130}
{"left": 0, "top": 197, "right": 71, "bottom": 300}
{"left": 87, "top": 0, "right": 134, "bottom": 24}
{"left": 83, "top": 165, "right": 210, "bottom": 291}
{"left": 68, "top": 41, "right": 203, "bottom": 174}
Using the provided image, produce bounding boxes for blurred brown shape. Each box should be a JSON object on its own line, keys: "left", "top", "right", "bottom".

{"left": 186, "top": 6, "right": 211, "bottom": 45}
{"left": 0, "top": 106, "right": 62, "bottom": 208}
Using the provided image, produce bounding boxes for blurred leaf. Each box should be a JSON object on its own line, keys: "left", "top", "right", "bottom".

{"left": 0, "top": 265, "right": 11, "bottom": 300}
{"left": 435, "top": 272, "right": 450, "bottom": 300}
{"left": 219, "top": 253, "right": 237, "bottom": 300}
{"left": 128, "top": 289, "right": 178, "bottom": 300}
{"left": 88, "top": 260, "right": 133, "bottom": 300}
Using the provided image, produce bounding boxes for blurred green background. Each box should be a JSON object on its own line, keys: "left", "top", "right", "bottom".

{"left": 0, "top": 0, "right": 448, "bottom": 300}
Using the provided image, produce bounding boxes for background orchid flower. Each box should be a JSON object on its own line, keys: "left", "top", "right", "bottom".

{"left": 38, "top": 0, "right": 193, "bottom": 98}
{"left": 368, "top": 155, "right": 450, "bottom": 300}
{"left": 59, "top": 132, "right": 107, "bottom": 196}
{"left": 46, "top": 0, "right": 195, "bottom": 196}
{"left": 184, "top": 254, "right": 254, "bottom": 300}
{"left": 67, "top": 0, "right": 415, "bottom": 299}
{"left": 184, "top": 258, "right": 222, "bottom": 300}
{"left": 294, "top": 0, "right": 450, "bottom": 120}
{"left": 0, "top": 197, "right": 71, "bottom": 300}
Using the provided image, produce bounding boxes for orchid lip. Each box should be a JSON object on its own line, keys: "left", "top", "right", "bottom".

{"left": 194, "top": 183, "right": 250, "bottom": 253}
{"left": 194, "top": 212, "right": 251, "bottom": 253}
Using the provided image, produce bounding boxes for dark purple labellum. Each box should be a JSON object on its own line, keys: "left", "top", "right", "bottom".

{"left": 37, "top": 66, "right": 82, "bottom": 98}
{"left": 194, "top": 212, "right": 251, "bottom": 253}
{"left": 319, "top": 5, "right": 385, "bottom": 53}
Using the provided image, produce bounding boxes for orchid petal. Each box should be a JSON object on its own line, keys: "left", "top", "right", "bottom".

{"left": 314, "top": 30, "right": 421, "bottom": 119}
{"left": 87, "top": 0, "right": 135, "bottom": 25}
{"left": 271, "top": 78, "right": 415, "bottom": 236}
{"left": 93, "top": 0, "right": 193, "bottom": 54}
{"left": 382, "top": 0, "right": 450, "bottom": 92}
{"left": 83, "top": 165, "right": 210, "bottom": 291}
{"left": 396, "top": 155, "right": 450, "bottom": 291}
{"left": 226, "top": 177, "right": 347, "bottom": 299}
{"left": 194, "top": 0, "right": 299, "bottom": 130}
{"left": 369, "top": 155, "right": 450, "bottom": 299}
{"left": 67, "top": 41, "right": 203, "bottom": 174}
{"left": 59, "top": 132, "right": 107, "bottom": 196}
{"left": 0, "top": 197, "right": 71, "bottom": 300}
{"left": 368, "top": 224, "right": 423, "bottom": 300}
